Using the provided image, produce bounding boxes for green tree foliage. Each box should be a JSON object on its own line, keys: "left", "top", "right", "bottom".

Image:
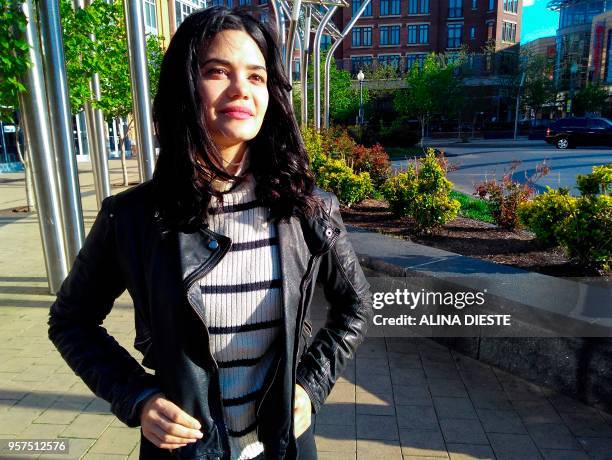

{"left": 393, "top": 53, "right": 464, "bottom": 144}
{"left": 0, "top": 3, "right": 30, "bottom": 122}
{"left": 572, "top": 84, "right": 609, "bottom": 116}
{"left": 293, "top": 49, "right": 366, "bottom": 125}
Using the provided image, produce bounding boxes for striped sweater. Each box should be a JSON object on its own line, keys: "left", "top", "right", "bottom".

{"left": 198, "top": 170, "right": 282, "bottom": 460}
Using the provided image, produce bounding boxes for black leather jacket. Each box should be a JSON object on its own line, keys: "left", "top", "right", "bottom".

{"left": 48, "top": 181, "right": 373, "bottom": 460}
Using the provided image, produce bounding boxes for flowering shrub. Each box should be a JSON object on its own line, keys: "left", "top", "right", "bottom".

{"left": 475, "top": 160, "right": 548, "bottom": 230}
{"left": 381, "top": 148, "right": 460, "bottom": 232}
{"left": 350, "top": 143, "right": 391, "bottom": 188}
{"left": 316, "top": 157, "right": 374, "bottom": 207}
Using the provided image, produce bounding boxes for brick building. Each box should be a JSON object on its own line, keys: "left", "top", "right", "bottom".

{"left": 331, "top": 0, "right": 523, "bottom": 75}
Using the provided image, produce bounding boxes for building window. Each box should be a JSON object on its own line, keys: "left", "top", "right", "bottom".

{"left": 352, "top": 0, "right": 372, "bottom": 16}
{"left": 486, "top": 21, "right": 494, "bottom": 39}
{"left": 351, "top": 55, "right": 373, "bottom": 74}
{"left": 419, "top": 24, "right": 429, "bottom": 43}
{"left": 239, "top": 0, "right": 251, "bottom": 5}
{"left": 488, "top": 0, "right": 494, "bottom": 10}
{"left": 377, "top": 54, "right": 401, "bottom": 70}
{"left": 380, "top": 0, "right": 400, "bottom": 16}
{"left": 408, "top": 24, "right": 429, "bottom": 44}
{"left": 406, "top": 53, "right": 426, "bottom": 71}
{"left": 420, "top": 0, "right": 429, "bottom": 13}
{"left": 470, "top": 26, "right": 476, "bottom": 40}
{"left": 352, "top": 27, "right": 372, "bottom": 47}
{"left": 471, "top": 0, "right": 477, "bottom": 9}
{"left": 408, "top": 0, "right": 418, "bottom": 14}
{"left": 321, "top": 34, "right": 332, "bottom": 50}
{"left": 501, "top": 21, "right": 516, "bottom": 42}
{"left": 175, "top": 0, "right": 208, "bottom": 27}
{"left": 211, "top": 0, "right": 231, "bottom": 7}
{"left": 143, "top": 0, "right": 157, "bottom": 34}
{"left": 260, "top": 0, "right": 267, "bottom": 4}
{"left": 448, "top": 0, "right": 462, "bottom": 18}
{"left": 503, "top": 0, "right": 517, "bottom": 13}
{"left": 260, "top": 11, "right": 268, "bottom": 23}
{"left": 380, "top": 25, "right": 400, "bottom": 45}
{"left": 447, "top": 23, "right": 462, "bottom": 48}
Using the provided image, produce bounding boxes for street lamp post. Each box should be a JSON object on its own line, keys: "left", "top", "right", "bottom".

{"left": 357, "top": 69, "right": 364, "bottom": 125}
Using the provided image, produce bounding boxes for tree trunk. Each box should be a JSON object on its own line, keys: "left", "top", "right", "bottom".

{"left": 118, "top": 117, "right": 129, "bottom": 186}
{"left": 15, "top": 126, "right": 36, "bottom": 212}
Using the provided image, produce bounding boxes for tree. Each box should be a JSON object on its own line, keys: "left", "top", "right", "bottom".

{"left": 0, "top": 3, "right": 29, "bottom": 122}
{"left": 572, "top": 84, "right": 609, "bottom": 116}
{"left": 393, "top": 53, "right": 464, "bottom": 145}
{"left": 293, "top": 49, "right": 367, "bottom": 126}
{"left": 520, "top": 48, "right": 555, "bottom": 123}
{"left": 61, "top": 0, "right": 164, "bottom": 185}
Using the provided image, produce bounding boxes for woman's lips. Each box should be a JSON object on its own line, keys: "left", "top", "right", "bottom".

{"left": 222, "top": 111, "right": 253, "bottom": 120}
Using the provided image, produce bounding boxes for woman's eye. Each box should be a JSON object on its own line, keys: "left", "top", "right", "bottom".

{"left": 208, "top": 68, "right": 227, "bottom": 76}
{"left": 251, "top": 74, "right": 265, "bottom": 83}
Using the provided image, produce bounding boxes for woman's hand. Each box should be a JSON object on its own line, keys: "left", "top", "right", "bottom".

{"left": 140, "top": 392, "right": 204, "bottom": 450}
{"left": 293, "top": 384, "right": 313, "bottom": 438}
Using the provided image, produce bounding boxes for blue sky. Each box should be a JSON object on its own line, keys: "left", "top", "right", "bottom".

{"left": 521, "top": 0, "right": 559, "bottom": 43}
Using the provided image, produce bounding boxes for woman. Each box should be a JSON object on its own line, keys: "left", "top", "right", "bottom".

{"left": 48, "top": 6, "right": 373, "bottom": 460}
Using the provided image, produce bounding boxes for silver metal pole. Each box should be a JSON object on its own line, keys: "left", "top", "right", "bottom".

{"left": 323, "top": 0, "right": 371, "bottom": 129}
{"left": 124, "top": 0, "right": 156, "bottom": 181}
{"left": 313, "top": 5, "right": 337, "bottom": 131}
{"left": 38, "top": 0, "right": 85, "bottom": 264}
{"left": 285, "top": 0, "right": 302, "bottom": 83}
{"left": 17, "top": 0, "right": 68, "bottom": 293}
{"left": 513, "top": 72, "right": 526, "bottom": 141}
{"left": 76, "top": 0, "right": 111, "bottom": 208}
{"left": 300, "top": 5, "right": 311, "bottom": 128}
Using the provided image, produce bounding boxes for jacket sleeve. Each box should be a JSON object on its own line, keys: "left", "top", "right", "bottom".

{"left": 48, "top": 195, "right": 161, "bottom": 427}
{"left": 295, "top": 193, "right": 373, "bottom": 413}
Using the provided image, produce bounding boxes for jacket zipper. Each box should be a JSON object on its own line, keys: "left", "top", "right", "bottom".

{"left": 184, "top": 238, "right": 232, "bottom": 458}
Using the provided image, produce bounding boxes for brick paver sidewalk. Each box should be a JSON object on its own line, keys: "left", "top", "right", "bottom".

{"left": 1, "top": 160, "right": 611, "bottom": 459}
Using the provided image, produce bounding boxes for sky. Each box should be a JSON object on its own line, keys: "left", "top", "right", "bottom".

{"left": 521, "top": 0, "right": 560, "bottom": 44}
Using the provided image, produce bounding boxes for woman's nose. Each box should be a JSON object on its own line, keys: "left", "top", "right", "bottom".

{"left": 227, "top": 76, "right": 250, "bottom": 99}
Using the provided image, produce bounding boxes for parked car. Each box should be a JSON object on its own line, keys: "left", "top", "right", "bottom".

{"left": 545, "top": 117, "right": 612, "bottom": 149}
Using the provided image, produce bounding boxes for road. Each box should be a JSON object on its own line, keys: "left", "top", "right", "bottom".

{"left": 391, "top": 141, "right": 612, "bottom": 196}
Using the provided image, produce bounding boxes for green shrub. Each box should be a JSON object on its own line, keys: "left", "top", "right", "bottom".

{"left": 576, "top": 164, "right": 612, "bottom": 196}
{"left": 450, "top": 191, "right": 495, "bottom": 223}
{"left": 316, "top": 157, "right": 374, "bottom": 206}
{"left": 381, "top": 149, "right": 460, "bottom": 232}
{"left": 557, "top": 195, "right": 611, "bottom": 270}
{"left": 517, "top": 187, "right": 576, "bottom": 247}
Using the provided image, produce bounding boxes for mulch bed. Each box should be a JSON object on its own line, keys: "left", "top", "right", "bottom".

{"left": 341, "top": 198, "right": 610, "bottom": 279}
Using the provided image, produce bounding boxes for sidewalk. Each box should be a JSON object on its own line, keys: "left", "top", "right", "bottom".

{"left": 1, "top": 159, "right": 611, "bottom": 459}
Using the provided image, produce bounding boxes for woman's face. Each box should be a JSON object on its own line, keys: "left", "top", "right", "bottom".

{"left": 199, "top": 29, "right": 269, "bottom": 153}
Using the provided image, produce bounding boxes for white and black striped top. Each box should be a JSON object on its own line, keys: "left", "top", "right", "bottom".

{"left": 198, "top": 171, "right": 282, "bottom": 460}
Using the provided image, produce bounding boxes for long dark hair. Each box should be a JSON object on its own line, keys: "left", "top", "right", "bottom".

{"left": 152, "top": 6, "right": 320, "bottom": 231}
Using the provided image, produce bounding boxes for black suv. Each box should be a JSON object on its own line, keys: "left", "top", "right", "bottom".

{"left": 545, "top": 117, "right": 612, "bottom": 149}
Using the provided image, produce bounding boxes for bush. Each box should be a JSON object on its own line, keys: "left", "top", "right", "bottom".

{"left": 557, "top": 195, "right": 611, "bottom": 270}
{"left": 517, "top": 187, "right": 576, "bottom": 247}
{"left": 316, "top": 157, "right": 374, "bottom": 207}
{"left": 517, "top": 166, "right": 611, "bottom": 270}
{"left": 381, "top": 148, "right": 460, "bottom": 232}
{"left": 349, "top": 143, "right": 391, "bottom": 189}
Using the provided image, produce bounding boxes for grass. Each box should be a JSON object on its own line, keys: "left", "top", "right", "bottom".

{"left": 385, "top": 146, "right": 429, "bottom": 159}
{"left": 450, "top": 190, "right": 495, "bottom": 223}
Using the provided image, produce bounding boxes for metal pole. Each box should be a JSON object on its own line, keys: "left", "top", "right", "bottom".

{"left": 285, "top": 0, "right": 302, "bottom": 84}
{"left": 324, "top": 0, "right": 371, "bottom": 129}
{"left": 300, "top": 5, "right": 311, "bottom": 128}
{"left": 359, "top": 79, "right": 363, "bottom": 124}
{"left": 76, "top": 0, "right": 111, "bottom": 208}
{"left": 124, "top": 0, "right": 156, "bottom": 181}
{"left": 17, "top": 0, "right": 68, "bottom": 293}
{"left": 513, "top": 72, "right": 525, "bottom": 141}
{"left": 0, "top": 123, "right": 7, "bottom": 164}
{"left": 313, "top": 5, "right": 337, "bottom": 131}
{"left": 39, "top": 0, "right": 85, "bottom": 264}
